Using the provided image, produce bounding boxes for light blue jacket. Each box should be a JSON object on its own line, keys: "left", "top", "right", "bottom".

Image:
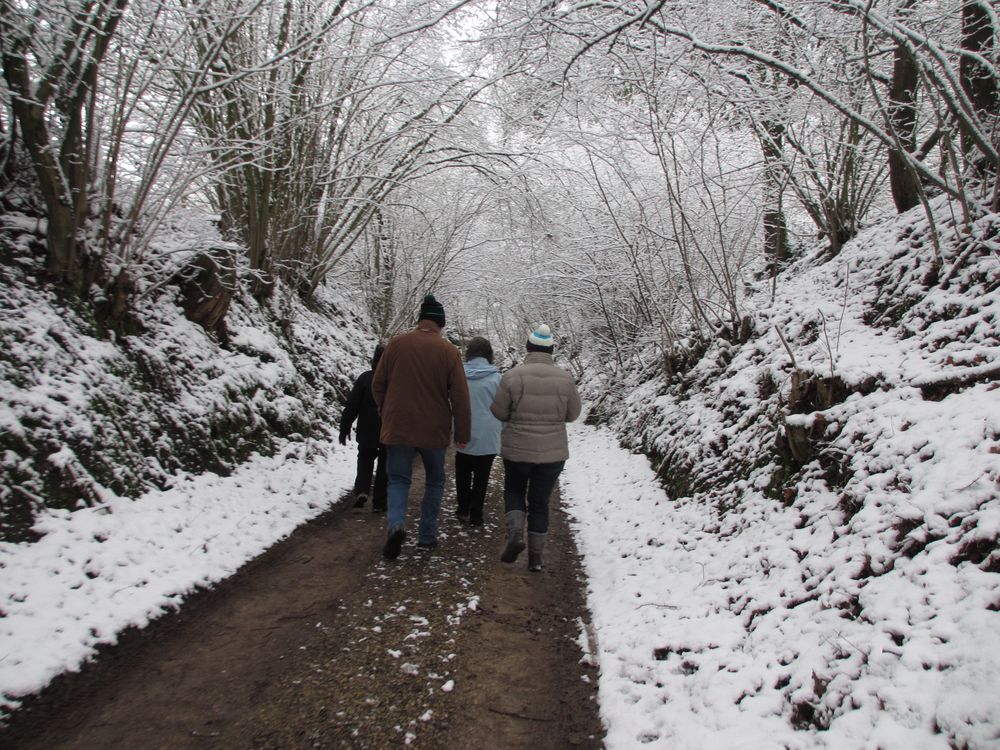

{"left": 460, "top": 357, "right": 502, "bottom": 456}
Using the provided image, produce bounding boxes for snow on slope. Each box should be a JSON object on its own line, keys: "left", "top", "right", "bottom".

{"left": 562, "top": 197, "right": 1000, "bottom": 749}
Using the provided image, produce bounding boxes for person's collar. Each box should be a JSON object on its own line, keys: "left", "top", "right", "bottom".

{"left": 524, "top": 350, "right": 553, "bottom": 363}
{"left": 416, "top": 319, "right": 442, "bottom": 334}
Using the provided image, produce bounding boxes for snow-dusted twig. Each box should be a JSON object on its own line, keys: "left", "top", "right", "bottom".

{"left": 911, "top": 361, "right": 1000, "bottom": 395}
{"left": 827, "top": 630, "right": 866, "bottom": 657}
{"left": 774, "top": 324, "right": 798, "bottom": 370}
{"left": 819, "top": 311, "right": 837, "bottom": 379}
{"left": 636, "top": 602, "right": 680, "bottom": 610}
{"left": 941, "top": 238, "right": 988, "bottom": 286}
{"left": 953, "top": 471, "right": 986, "bottom": 492}
{"left": 836, "top": 265, "right": 850, "bottom": 354}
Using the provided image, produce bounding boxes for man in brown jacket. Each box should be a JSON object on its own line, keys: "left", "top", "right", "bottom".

{"left": 372, "top": 294, "right": 471, "bottom": 559}
{"left": 490, "top": 323, "right": 581, "bottom": 571}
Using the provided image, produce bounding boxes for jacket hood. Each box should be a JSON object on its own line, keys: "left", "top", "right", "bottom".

{"left": 464, "top": 357, "right": 498, "bottom": 380}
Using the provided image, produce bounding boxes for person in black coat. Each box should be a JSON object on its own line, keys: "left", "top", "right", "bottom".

{"left": 339, "top": 344, "right": 387, "bottom": 512}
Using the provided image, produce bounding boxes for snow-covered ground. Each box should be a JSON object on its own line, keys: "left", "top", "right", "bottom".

{"left": 0, "top": 442, "right": 356, "bottom": 716}
{"left": 562, "top": 199, "right": 1000, "bottom": 749}
{"left": 2, "top": 198, "right": 998, "bottom": 748}
{"left": 564, "top": 419, "right": 999, "bottom": 749}
{"left": 4, "top": 395, "right": 996, "bottom": 747}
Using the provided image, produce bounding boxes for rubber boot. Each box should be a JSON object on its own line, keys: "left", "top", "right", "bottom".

{"left": 528, "top": 531, "right": 546, "bottom": 572}
{"left": 500, "top": 510, "right": 526, "bottom": 563}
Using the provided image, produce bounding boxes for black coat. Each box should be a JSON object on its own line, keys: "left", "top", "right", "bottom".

{"left": 339, "top": 370, "right": 382, "bottom": 448}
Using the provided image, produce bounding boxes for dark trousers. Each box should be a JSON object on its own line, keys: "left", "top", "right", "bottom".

{"left": 502, "top": 459, "right": 565, "bottom": 534}
{"left": 455, "top": 452, "right": 495, "bottom": 522}
{"left": 354, "top": 442, "right": 387, "bottom": 509}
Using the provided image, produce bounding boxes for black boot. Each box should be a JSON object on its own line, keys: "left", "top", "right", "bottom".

{"left": 383, "top": 527, "right": 405, "bottom": 559}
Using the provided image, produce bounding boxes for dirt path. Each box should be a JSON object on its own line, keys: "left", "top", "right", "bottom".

{"left": 1, "top": 457, "right": 604, "bottom": 749}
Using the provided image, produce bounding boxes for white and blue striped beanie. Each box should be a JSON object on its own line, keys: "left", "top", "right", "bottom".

{"left": 527, "top": 323, "right": 554, "bottom": 350}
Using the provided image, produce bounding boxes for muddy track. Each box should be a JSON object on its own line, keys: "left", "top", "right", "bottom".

{"left": 1, "top": 458, "right": 604, "bottom": 749}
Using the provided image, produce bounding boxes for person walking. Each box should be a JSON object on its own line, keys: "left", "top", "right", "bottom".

{"left": 372, "top": 294, "right": 471, "bottom": 559}
{"left": 454, "top": 336, "right": 502, "bottom": 526}
{"left": 490, "top": 323, "right": 581, "bottom": 572}
{"left": 338, "top": 343, "right": 387, "bottom": 513}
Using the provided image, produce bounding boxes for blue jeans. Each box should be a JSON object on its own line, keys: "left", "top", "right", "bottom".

{"left": 386, "top": 445, "right": 447, "bottom": 544}
{"left": 503, "top": 460, "right": 565, "bottom": 534}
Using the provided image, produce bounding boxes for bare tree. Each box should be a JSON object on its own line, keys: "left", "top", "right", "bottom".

{"left": 959, "top": 0, "right": 998, "bottom": 205}
{"left": 178, "top": 0, "right": 513, "bottom": 299}
{"left": 1, "top": 0, "right": 270, "bottom": 306}
{"left": 527, "top": 0, "right": 997, "bottom": 225}
{"left": 1, "top": 0, "right": 129, "bottom": 287}
{"left": 352, "top": 169, "right": 493, "bottom": 337}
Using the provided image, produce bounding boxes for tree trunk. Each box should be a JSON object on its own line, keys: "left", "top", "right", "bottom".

{"left": 2, "top": 0, "right": 127, "bottom": 291}
{"left": 887, "top": 17, "right": 921, "bottom": 213}
{"left": 960, "top": 1, "right": 998, "bottom": 130}
{"left": 43, "top": 204, "right": 84, "bottom": 282}
{"left": 960, "top": 0, "right": 998, "bottom": 200}
{"left": 761, "top": 119, "right": 789, "bottom": 266}
{"left": 2, "top": 50, "right": 83, "bottom": 284}
{"left": 175, "top": 251, "right": 237, "bottom": 337}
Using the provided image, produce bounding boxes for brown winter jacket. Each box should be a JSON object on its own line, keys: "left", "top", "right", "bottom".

{"left": 490, "top": 351, "right": 582, "bottom": 463}
{"left": 372, "top": 326, "right": 472, "bottom": 449}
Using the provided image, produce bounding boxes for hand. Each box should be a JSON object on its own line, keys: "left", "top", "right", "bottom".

{"left": 339, "top": 433, "right": 348, "bottom": 446}
{"left": 455, "top": 442, "right": 468, "bottom": 450}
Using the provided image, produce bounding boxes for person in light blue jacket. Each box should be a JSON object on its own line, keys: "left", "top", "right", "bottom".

{"left": 454, "top": 336, "right": 502, "bottom": 525}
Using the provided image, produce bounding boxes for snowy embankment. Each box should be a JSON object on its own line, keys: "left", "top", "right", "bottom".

{"left": 1, "top": 217, "right": 370, "bottom": 543}
{"left": 0, "top": 444, "right": 356, "bottom": 716}
{"left": 563, "top": 198, "right": 1000, "bottom": 749}
{"left": 1, "top": 218, "right": 373, "bottom": 718}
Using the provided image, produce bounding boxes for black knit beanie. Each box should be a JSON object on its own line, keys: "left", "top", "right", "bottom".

{"left": 418, "top": 294, "right": 446, "bottom": 328}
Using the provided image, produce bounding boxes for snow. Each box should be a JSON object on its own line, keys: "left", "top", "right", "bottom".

{"left": 561, "top": 420, "right": 1000, "bottom": 749}
{"left": 559, "top": 197, "right": 1000, "bottom": 749}
{"left": 0, "top": 443, "right": 356, "bottom": 713}
{"left": 1, "top": 196, "right": 998, "bottom": 747}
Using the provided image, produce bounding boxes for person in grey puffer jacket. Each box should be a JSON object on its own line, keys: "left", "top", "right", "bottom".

{"left": 454, "top": 337, "right": 502, "bottom": 525}
{"left": 490, "top": 323, "right": 581, "bottom": 571}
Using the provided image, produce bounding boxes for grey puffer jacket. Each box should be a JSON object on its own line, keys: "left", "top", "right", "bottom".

{"left": 490, "top": 351, "right": 582, "bottom": 463}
